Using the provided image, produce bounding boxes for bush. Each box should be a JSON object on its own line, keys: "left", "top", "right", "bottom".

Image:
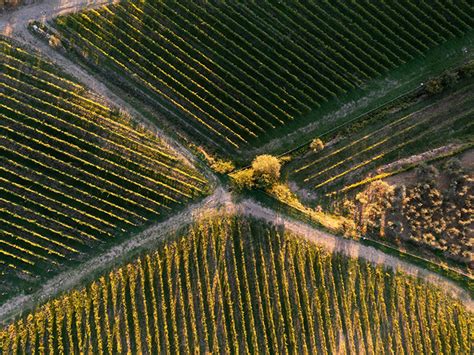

{"left": 211, "top": 159, "right": 235, "bottom": 174}
{"left": 340, "top": 219, "right": 358, "bottom": 239}
{"left": 441, "top": 71, "right": 459, "bottom": 88}
{"left": 459, "top": 60, "right": 474, "bottom": 78}
{"left": 354, "top": 180, "right": 394, "bottom": 235}
{"left": 231, "top": 169, "right": 254, "bottom": 191}
{"left": 48, "top": 35, "right": 61, "bottom": 48}
{"left": 310, "top": 138, "right": 324, "bottom": 153}
{"left": 268, "top": 184, "right": 302, "bottom": 208}
{"left": 425, "top": 79, "right": 443, "bottom": 95}
{"left": 415, "top": 164, "right": 439, "bottom": 184}
{"left": 251, "top": 155, "right": 281, "bottom": 188}
{"left": 444, "top": 158, "right": 463, "bottom": 177}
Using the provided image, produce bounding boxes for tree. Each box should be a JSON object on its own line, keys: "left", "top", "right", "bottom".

{"left": 415, "top": 164, "right": 439, "bottom": 185}
{"left": 459, "top": 60, "right": 474, "bottom": 78}
{"left": 310, "top": 138, "right": 324, "bottom": 153}
{"left": 251, "top": 155, "right": 281, "bottom": 188}
{"left": 444, "top": 158, "right": 463, "bottom": 178}
{"left": 442, "top": 71, "right": 459, "bottom": 87}
{"left": 355, "top": 180, "right": 394, "bottom": 236}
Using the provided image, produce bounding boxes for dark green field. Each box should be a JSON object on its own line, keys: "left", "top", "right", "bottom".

{"left": 52, "top": 0, "right": 474, "bottom": 155}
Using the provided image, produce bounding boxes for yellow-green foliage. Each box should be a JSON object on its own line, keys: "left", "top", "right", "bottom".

{"left": 230, "top": 154, "right": 281, "bottom": 190}
{"left": 252, "top": 154, "right": 281, "bottom": 188}
{"left": 231, "top": 168, "right": 255, "bottom": 190}
{"left": 268, "top": 184, "right": 354, "bottom": 237}
{"left": 310, "top": 138, "right": 324, "bottom": 153}
{"left": 1, "top": 214, "right": 471, "bottom": 354}
{"left": 210, "top": 159, "right": 235, "bottom": 174}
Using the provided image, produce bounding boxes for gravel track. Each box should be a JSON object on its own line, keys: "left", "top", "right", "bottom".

{"left": 0, "top": 0, "right": 471, "bottom": 326}
{"left": 236, "top": 199, "right": 474, "bottom": 311}
{"left": 0, "top": 187, "right": 231, "bottom": 325}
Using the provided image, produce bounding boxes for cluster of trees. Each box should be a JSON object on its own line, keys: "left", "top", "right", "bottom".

{"left": 424, "top": 60, "right": 474, "bottom": 95}
{"left": 229, "top": 142, "right": 324, "bottom": 191}
{"left": 231, "top": 155, "right": 282, "bottom": 190}
{"left": 391, "top": 162, "right": 472, "bottom": 263}
{"left": 342, "top": 160, "right": 472, "bottom": 265}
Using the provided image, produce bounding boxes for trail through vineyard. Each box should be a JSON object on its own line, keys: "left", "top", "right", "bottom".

{"left": 0, "top": 0, "right": 211, "bottom": 173}
{"left": 236, "top": 199, "right": 474, "bottom": 311}
{"left": 1, "top": 0, "right": 472, "bottom": 325}
{"left": 1, "top": 185, "right": 472, "bottom": 325}
{"left": 0, "top": 0, "right": 113, "bottom": 37}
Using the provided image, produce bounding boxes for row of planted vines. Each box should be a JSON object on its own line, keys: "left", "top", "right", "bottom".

{"left": 290, "top": 80, "right": 474, "bottom": 198}
{"left": 1, "top": 215, "right": 471, "bottom": 354}
{"left": 0, "top": 38, "right": 208, "bottom": 299}
{"left": 52, "top": 0, "right": 474, "bottom": 152}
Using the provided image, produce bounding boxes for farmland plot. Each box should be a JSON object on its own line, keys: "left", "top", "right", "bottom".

{"left": 52, "top": 0, "right": 474, "bottom": 154}
{"left": 1, "top": 214, "right": 472, "bottom": 354}
{"left": 289, "top": 81, "right": 474, "bottom": 200}
{"left": 0, "top": 38, "right": 208, "bottom": 300}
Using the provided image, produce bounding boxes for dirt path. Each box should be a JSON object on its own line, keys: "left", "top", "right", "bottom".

{"left": 0, "top": 0, "right": 115, "bottom": 37}
{"left": 0, "top": 0, "right": 472, "bottom": 325}
{"left": 236, "top": 199, "right": 474, "bottom": 311}
{"left": 2, "top": 189, "right": 471, "bottom": 325}
{"left": 0, "top": 187, "right": 232, "bottom": 325}
{"left": 1, "top": 0, "right": 210, "bottom": 173}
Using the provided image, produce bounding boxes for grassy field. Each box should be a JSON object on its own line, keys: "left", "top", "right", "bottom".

{"left": 51, "top": 0, "right": 474, "bottom": 155}
{"left": 1, "top": 214, "right": 472, "bottom": 354}
{"left": 0, "top": 37, "right": 208, "bottom": 301}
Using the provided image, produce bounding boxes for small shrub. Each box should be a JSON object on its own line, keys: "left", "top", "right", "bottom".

{"left": 48, "top": 35, "right": 61, "bottom": 48}
{"left": 441, "top": 71, "right": 459, "bottom": 88}
{"left": 424, "top": 79, "right": 443, "bottom": 95}
{"left": 459, "top": 60, "right": 474, "bottom": 78}
{"left": 340, "top": 219, "right": 358, "bottom": 239}
{"left": 268, "top": 184, "right": 303, "bottom": 209}
{"left": 211, "top": 159, "right": 235, "bottom": 174}
{"left": 415, "top": 164, "right": 439, "bottom": 184}
{"left": 231, "top": 169, "right": 254, "bottom": 191}
{"left": 310, "top": 138, "right": 324, "bottom": 153}
{"left": 444, "top": 158, "right": 463, "bottom": 178}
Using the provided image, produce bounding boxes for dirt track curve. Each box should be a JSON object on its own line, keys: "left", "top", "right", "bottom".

{"left": 0, "top": 0, "right": 472, "bottom": 325}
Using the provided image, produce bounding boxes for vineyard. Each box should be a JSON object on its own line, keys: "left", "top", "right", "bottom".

{"left": 1, "top": 1, "right": 473, "bottom": 353}
{"left": 1, "top": 214, "right": 472, "bottom": 354}
{"left": 289, "top": 78, "right": 474, "bottom": 200}
{"left": 51, "top": 0, "right": 474, "bottom": 153}
{"left": 0, "top": 37, "right": 208, "bottom": 300}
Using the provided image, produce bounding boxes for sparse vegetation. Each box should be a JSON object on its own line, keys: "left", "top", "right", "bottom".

{"left": 341, "top": 161, "right": 473, "bottom": 264}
